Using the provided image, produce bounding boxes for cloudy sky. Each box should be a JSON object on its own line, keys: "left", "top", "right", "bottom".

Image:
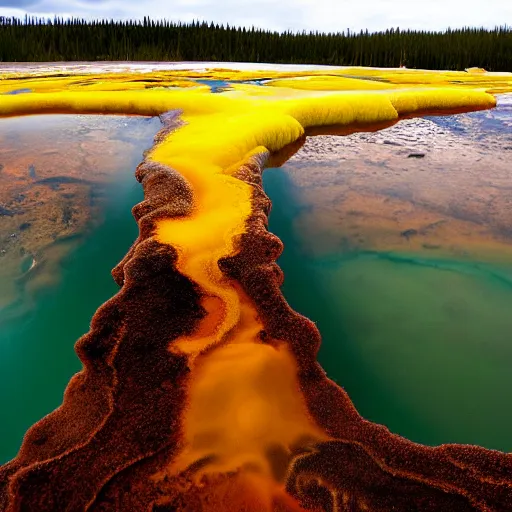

{"left": 0, "top": 0, "right": 510, "bottom": 33}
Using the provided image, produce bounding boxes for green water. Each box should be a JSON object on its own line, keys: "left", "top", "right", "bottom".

{"left": 0, "top": 117, "right": 158, "bottom": 464}
{"left": 263, "top": 168, "right": 512, "bottom": 452}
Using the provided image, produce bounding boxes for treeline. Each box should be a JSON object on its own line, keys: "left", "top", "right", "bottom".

{"left": 0, "top": 17, "right": 511, "bottom": 71}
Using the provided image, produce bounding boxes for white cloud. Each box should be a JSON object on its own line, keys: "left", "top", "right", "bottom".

{"left": 1, "top": 0, "right": 510, "bottom": 32}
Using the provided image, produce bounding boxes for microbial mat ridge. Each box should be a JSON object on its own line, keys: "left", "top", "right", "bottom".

{"left": 1, "top": 65, "right": 512, "bottom": 511}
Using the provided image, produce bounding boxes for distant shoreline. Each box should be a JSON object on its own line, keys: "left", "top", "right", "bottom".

{"left": 2, "top": 61, "right": 512, "bottom": 77}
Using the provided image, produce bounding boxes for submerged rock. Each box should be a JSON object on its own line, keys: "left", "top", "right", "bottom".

{"left": 0, "top": 206, "right": 15, "bottom": 217}
{"left": 400, "top": 228, "right": 418, "bottom": 239}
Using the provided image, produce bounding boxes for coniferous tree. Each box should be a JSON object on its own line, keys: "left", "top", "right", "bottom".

{"left": 0, "top": 17, "right": 510, "bottom": 71}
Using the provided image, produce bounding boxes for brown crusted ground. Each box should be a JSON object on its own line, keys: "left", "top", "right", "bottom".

{"left": 1, "top": 124, "right": 511, "bottom": 511}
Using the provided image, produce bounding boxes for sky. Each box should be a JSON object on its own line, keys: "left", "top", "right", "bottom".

{"left": 0, "top": 0, "right": 510, "bottom": 33}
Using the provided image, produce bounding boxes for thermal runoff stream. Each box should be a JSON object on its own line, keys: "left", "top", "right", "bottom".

{"left": 1, "top": 64, "right": 512, "bottom": 511}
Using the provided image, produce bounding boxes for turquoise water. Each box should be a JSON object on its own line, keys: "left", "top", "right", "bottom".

{"left": 263, "top": 167, "right": 512, "bottom": 452}
{"left": 0, "top": 116, "right": 158, "bottom": 464}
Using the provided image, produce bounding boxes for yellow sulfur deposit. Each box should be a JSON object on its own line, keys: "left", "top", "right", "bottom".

{"left": 266, "top": 75, "right": 396, "bottom": 90}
